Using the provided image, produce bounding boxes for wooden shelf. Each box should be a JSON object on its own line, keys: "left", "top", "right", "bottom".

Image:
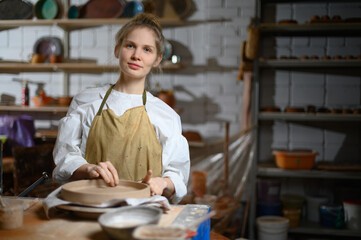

{"left": 0, "top": 18, "right": 186, "bottom": 31}
{"left": 0, "top": 105, "right": 68, "bottom": 113}
{"left": 258, "top": 112, "right": 361, "bottom": 122}
{"left": 0, "top": 62, "right": 184, "bottom": 74}
{"left": 258, "top": 59, "right": 361, "bottom": 68}
{"left": 289, "top": 220, "right": 361, "bottom": 237}
{"left": 260, "top": 23, "right": 361, "bottom": 35}
{"left": 257, "top": 163, "right": 361, "bottom": 180}
{"left": 262, "top": 0, "right": 361, "bottom": 3}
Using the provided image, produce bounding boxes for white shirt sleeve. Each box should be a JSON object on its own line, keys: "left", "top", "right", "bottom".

{"left": 52, "top": 107, "right": 88, "bottom": 184}
{"left": 52, "top": 86, "right": 105, "bottom": 184}
{"left": 158, "top": 115, "right": 190, "bottom": 204}
{"left": 148, "top": 96, "right": 190, "bottom": 204}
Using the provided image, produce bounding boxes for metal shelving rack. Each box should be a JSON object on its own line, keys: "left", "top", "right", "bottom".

{"left": 249, "top": 0, "right": 361, "bottom": 239}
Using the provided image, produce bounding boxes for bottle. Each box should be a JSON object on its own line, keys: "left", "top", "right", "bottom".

{"left": 22, "top": 80, "right": 29, "bottom": 106}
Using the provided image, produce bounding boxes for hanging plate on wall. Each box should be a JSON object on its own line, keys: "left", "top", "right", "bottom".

{"left": 0, "top": 0, "right": 33, "bottom": 20}
{"left": 78, "top": 0, "right": 126, "bottom": 18}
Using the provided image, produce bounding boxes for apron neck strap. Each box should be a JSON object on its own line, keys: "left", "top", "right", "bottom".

{"left": 97, "top": 85, "right": 114, "bottom": 116}
{"left": 97, "top": 85, "right": 147, "bottom": 116}
{"left": 142, "top": 90, "right": 146, "bottom": 106}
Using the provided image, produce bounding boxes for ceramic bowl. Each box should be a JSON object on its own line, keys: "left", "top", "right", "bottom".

{"left": 98, "top": 206, "right": 162, "bottom": 240}
{"left": 122, "top": 1, "right": 144, "bottom": 18}
{"left": 57, "top": 96, "right": 72, "bottom": 106}
{"left": 35, "top": 0, "right": 59, "bottom": 19}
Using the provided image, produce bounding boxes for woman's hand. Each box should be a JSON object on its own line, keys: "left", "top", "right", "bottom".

{"left": 141, "top": 170, "right": 175, "bottom": 197}
{"left": 71, "top": 161, "right": 119, "bottom": 187}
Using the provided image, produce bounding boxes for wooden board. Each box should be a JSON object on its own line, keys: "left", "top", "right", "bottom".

{"left": 61, "top": 179, "right": 150, "bottom": 205}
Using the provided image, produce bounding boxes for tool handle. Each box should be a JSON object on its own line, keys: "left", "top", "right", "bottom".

{"left": 18, "top": 172, "right": 49, "bottom": 197}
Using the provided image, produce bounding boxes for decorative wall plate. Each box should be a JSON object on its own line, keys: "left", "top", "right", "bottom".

{"left": 0, "top": 0, "right": 33, "bottom": 20}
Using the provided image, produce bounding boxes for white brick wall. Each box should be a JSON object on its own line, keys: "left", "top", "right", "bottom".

{"left": 259, "top": 1, "right": 361, "bottom": 163}
{"left": 0, "top": 0, "right": 249, "bottom": 138}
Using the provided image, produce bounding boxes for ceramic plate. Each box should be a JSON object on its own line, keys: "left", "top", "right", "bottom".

{"left": 61, "top": 179, "right": 150, "bottom": 205}
{"left": 0, "top": 0, "right": 33, "bottom": 20}
{"left": 79, "top": 0, "right": 125, "bottom": 18}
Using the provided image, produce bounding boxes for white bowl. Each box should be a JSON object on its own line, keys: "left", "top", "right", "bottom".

{"left": 98, "top": 206, "right": 162, "bottom": 240}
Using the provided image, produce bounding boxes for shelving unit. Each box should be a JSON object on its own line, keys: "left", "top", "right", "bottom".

{"left": 0, "top": 1, "right": 188, "bottom": 117}
{"left": 249, "top": 0, "right": 361, "bottom": 239}
{"left": 0, "top": 0, "right": 187, "bottom": 95}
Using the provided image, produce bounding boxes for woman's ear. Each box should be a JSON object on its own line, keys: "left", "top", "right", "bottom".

{"left": 114, "top": 45, "right": 120, "bottom": 58}
{"left": 153, "top": 55, "right": 163, "bottom": 67}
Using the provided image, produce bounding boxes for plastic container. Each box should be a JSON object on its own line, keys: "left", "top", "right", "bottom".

{"left": 273, "top": 150, "right": 317, "bottom": 170}
{"left": 257, "top": 179, "right": 281, "bottom": 202}
{"left": 320, "top": 203, "right": 344, "bottom": 228}
{"left": 0, "top": 198, "right": 24, "bottom": 230}
{"left": 280, "top": 194, "right": 305, "bottom": 209}
{"left": 283, "top": 208, "right": 301, "bottom": 228}
{"left": 256, "top": 216, "right": 289, "bottom": 240}
{"left": 306, "top": 195, "right": 328, "bottom": 222}
{"left": 343, "top": 199, "right": 361, "bottom": 230}
{"left": 257, "top": 201, "right": 282, "bottom": 217}
{"left": 133, "top": 225, "right": 187, "bottom": 240}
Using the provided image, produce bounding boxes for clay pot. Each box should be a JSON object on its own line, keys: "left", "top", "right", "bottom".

{"left": 30, "top": 53, "right": 47, "bottom": 64}
{"left": 58, "top": 96, "right": 72, "bottom": 106}
{"left": 157, "top": 90, "right": 175, "bottom": 108}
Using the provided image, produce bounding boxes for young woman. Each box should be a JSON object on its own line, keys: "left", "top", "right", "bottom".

{"left": 52, "top": 13, "right": 190, "bottom": 203}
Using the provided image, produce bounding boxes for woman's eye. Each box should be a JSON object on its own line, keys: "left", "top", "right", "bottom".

{"left": 144, "top": 47, "right": 151, "bottom": 53}
{"left": 126, "top": 44, "right": 134, "bottom": 48}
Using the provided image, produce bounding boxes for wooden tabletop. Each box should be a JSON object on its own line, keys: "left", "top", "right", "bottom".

{"left": 0, "top": 199, "right": 229, "bottom": 240}
{"left": 0, "top": 199, "right": 187, "bottom": 240}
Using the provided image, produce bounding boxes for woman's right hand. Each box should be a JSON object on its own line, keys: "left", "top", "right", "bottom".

{"left": 71, "top": 161, "right": 119, "bottom": 187}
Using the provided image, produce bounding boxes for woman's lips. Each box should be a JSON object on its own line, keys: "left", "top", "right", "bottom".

{"left": 128, "top": 63, "right": 142, "bottom": 70}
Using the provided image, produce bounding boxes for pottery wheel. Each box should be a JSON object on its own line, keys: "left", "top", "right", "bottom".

{"left": 61, "top": 179, "right": 150, "bottom": 205}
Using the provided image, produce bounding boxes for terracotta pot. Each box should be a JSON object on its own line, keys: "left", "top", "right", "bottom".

{"left": 58, "top": 96, "right": 72, "bottom": 106}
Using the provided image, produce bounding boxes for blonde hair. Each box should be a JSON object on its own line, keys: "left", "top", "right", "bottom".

{"left": 115, "top": 13, "right": 165, "bottom": 58}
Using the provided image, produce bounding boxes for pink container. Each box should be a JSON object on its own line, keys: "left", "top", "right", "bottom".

{"left": 258, "top": 179, "right": 281, "bottom": 202}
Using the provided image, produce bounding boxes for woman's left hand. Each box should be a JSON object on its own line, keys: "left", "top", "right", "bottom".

{"left": 141, "top": 170, "right": 168, "bottom": 196}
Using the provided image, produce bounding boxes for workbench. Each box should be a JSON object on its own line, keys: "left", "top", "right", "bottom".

{"left": 0, "top": 198, "right": 226, "bottom": 240}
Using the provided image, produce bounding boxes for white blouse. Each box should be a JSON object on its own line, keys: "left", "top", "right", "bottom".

{"left": 53, "top": 85, "right": 190, "bottom": 203}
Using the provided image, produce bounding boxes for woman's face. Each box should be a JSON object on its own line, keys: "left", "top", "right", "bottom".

{"left": 115, "top": 27, "right": 162, "bottom": 82}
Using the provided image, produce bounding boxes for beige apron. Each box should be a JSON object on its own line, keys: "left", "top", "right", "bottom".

{"left": 84, "top": 85, "right": 162, "bottom": 181}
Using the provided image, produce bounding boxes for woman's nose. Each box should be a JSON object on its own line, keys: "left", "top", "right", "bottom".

{"left": 131, "top": 48, "right": 141, "bottom": 60}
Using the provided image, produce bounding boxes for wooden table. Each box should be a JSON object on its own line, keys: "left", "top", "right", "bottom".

{"left": 0, "top": 199, "right": 221, "bottom": 240}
